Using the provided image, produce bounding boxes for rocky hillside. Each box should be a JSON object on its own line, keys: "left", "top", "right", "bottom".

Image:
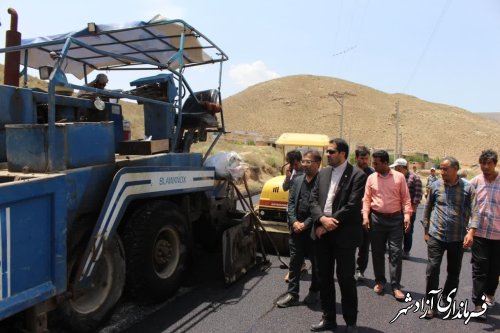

{"left": 223, "top": 75, "right": 500, "bottom": 165}
{"left": 1, "top": 65, "right": 498, "bottom": 165}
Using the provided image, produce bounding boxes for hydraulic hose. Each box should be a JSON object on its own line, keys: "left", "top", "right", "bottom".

{"left": 229, "top": 178, "right": 289, "bottom": 269}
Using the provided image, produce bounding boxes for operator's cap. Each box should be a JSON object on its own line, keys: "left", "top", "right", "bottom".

{"left": 390, "top": 158, "right": 408, "bottom": 168}
{"left": 430, "top": 167, "right": 436, "bottom": 171}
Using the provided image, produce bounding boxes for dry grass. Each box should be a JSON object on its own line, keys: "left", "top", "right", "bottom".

{"left": 192, "top": 139, "right": 283, "bottom": 194}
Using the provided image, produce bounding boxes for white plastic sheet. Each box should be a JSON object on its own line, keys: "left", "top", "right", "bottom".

{"left": 204, "top": 151, "right": 246, "bottom": 181}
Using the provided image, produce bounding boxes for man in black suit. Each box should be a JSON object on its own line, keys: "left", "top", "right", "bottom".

{"left": 309, "top": 138, "right": 367, "bottom": 333}
{"left": 276, "top": 150, "right": 321, "bottom": 307}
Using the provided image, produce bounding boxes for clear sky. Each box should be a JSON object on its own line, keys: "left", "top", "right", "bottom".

{"left": 0, "top": 0, "right": 499, "bottom": 113}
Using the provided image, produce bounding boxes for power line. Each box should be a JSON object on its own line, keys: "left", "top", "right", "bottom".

{"left": 332, "top": 45, "right": 357, "bottom": 57}
{"left": 329, "top": 91, "right": 357, "bottom": 139}
{"left": 403, "top": 0, "right": 452, "bottom": 93}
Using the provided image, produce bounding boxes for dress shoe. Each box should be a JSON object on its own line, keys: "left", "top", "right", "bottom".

{"left": 484, "top": 294, "right": 495, "bottom": 308}
{"left": 373, "top": 282, "right": 385, "bottom": 294}
{"left": 424, "top": 309, "right": 435, "bottom": 319}
{"left": 346, "top": 325, "right": 359, "bottom": 333}
{"left": 402, "top": 251, "right": 410, "bottom": 260}
{"left": 276, "top": 293, "right": 299, "bottom": 308}
{"left": 310, "top": 318, "right": 337, "bottom": 332}
{"left": 303, "top": 290, "right": 319, "bottom": 304}
{"left": 393, "top": 289, "right": 405, "bottom": 301}
{"left": 355, "top": 270, "right": 365, "bottom": 282}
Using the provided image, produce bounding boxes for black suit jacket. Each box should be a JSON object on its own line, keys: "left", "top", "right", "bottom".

{"left": 287, "top": 174, "right": 314, "bottom": 234}
{"left": 310, "top": 162, "right": 367, "bottom": 248}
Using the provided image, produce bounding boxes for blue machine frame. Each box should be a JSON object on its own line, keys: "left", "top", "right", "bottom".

{"left": 0, "top": 16, "right": 229, "bottom": 321}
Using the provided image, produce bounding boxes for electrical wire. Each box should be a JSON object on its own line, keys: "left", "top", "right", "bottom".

{"left": 403, "top": 0, "right": 452, "bottom": 93}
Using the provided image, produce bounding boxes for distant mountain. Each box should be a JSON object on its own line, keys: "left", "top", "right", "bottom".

{"left": 223, "top": 75, "right": 500, "bottom": 165}
{"left": 477, "top": 112, "right": 500, "bottom": 123}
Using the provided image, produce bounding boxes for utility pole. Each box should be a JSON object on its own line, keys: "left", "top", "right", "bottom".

{"left": 329, "top": 91, "right": 356, "bottom": 138}
{"left": 395, "top": 100, "right": 400, "bottom": 159}
{"left": 399, "top": 133, "right": 403, "bottom": 157}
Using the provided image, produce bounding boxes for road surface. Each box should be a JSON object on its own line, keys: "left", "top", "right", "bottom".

{"left": 92, "top": 206, "right": 498, "bottom": 333}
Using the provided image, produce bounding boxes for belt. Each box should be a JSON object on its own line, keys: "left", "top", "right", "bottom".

{"left": 371, "top": 210, "right": 402, "bottom": 218}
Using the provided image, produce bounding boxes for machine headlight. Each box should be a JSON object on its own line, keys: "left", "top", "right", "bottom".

{"left": 39, "top": 66, "right": 53, "bottom": 80}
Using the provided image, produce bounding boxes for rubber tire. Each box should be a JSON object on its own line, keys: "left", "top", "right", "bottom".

{"left": 121, "top": 200, "right": 189, "bottom": 301}
{"left": 60, "top": 235, "right": 126, "bottom": 333}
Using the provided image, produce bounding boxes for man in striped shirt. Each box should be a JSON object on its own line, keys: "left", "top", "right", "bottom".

{"left": 391, "top": 158, "right": 422, "bottom": 259}
{"left": 423, "top": 156, "right": 477, "bottom": 319}
{"left": 469, "top": 149, "right": 500, "bottom": 317}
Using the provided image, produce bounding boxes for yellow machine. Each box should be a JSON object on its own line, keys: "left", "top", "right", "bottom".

{"left": 257, "top": 133, "right": 330, "bottom": 253}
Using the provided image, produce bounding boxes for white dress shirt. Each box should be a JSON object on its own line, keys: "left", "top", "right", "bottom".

{"left": 323, "top": 160, "right": 348, "bottom": 216}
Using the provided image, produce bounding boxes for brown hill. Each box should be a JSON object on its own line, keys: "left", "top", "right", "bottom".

{"left": 2, "top": 65, "right": 497, "bottom": 165}
{"left": 477, "top": 113, "right": 500, "bottom": 123}
{"left": 223, "top": 75, "right": 500, "bottom": 165}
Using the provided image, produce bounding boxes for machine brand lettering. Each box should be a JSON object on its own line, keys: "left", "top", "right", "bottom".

{"left": 159, "top": 176, "right": 187, "bottom": 185}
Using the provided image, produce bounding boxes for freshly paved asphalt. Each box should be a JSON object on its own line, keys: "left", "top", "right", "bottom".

{"left": 95, "top": 206, "right": 499, "bottom": 333}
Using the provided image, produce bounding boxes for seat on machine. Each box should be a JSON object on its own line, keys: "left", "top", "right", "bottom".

{"left": 180, "top": 89, "right": 221, "bottom": 129}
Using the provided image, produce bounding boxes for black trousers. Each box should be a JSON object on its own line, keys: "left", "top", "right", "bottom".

{"left": 356, "top": 228, "right": 370, "bottom": 274}
{"left": 370, "top": 213, "right": 404, "bottom": 289}
{"left": 288, "top": 230, "right": 319, "bottom": 296}
{"left": 425, "top": 236, "right": 464, "bottom": 308}
{"left": 471, "top": 236, "right": 500, "bottom": 305}
{"left": 403, "top": 211, "right": 417, "bottom": 253}
{"left": 315, "top": 233, "right": 357, "bottom": 326}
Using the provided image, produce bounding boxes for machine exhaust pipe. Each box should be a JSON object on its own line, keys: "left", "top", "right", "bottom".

{"left": 4, "top": 8, "right": 21, "bottom": 87}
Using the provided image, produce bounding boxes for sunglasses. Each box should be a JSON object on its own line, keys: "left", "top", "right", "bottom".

{"left": 301, "top": 160, "right": 319, "bottom": 165}
{"left": 326, "top": 149, "right": 338, "bottom": 155}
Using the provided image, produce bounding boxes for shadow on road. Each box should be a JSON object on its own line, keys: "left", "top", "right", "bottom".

{"left": 120, "top": 251, "right": 271, "bottom": 333}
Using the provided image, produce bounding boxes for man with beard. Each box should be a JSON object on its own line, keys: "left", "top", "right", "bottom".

{"left": 309, "top": 139, "right": 367, "bottom": 333}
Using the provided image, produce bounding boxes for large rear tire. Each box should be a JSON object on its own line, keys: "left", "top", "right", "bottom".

{"left": 121, "top": 200, "right": 189, "bottom": 300}
{"left": 60, "top": 235, "right": 125, "bottom": 333}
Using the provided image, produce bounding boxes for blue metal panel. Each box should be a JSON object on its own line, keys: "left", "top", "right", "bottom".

{"left": 0, "top": 86, "right": 36, "bottom": 162}
{"left": 144, "top": 102, "right": 176, "bottom": 140}
{"left": 0, "top": 86, "right": 36, "bottom": 125}
{"left": 0, "top": 175, "right": 67, "bottom": 320}
{"left": 116, "top": 152, "right": 203, "bottom": 168}
{"left": 5, "top": 196, "right": 52, "bottom": 292}
{"left": 64, "top": 153, "right": 204, "bottom": 221}
{"left": 66, "top": 122, "right": 115, "bottom": 168}
{"left": 5, "top": 122, "right": 115, "bottom": 172}
{"left": 64, "top": 164, "right": 117, "bottom": 218}
{"left": 77, "top": 165, "right": 215, "bottom": 282}
{"left": 5, "top": 124, "right": 66, "bottom": 172}
{"left": 110, "top": 104, "right": 124, "bottom": 151}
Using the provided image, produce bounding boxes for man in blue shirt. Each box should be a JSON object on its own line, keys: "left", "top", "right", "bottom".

{"left": 423, "top": 156, "right": 477, "bottom": 319}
